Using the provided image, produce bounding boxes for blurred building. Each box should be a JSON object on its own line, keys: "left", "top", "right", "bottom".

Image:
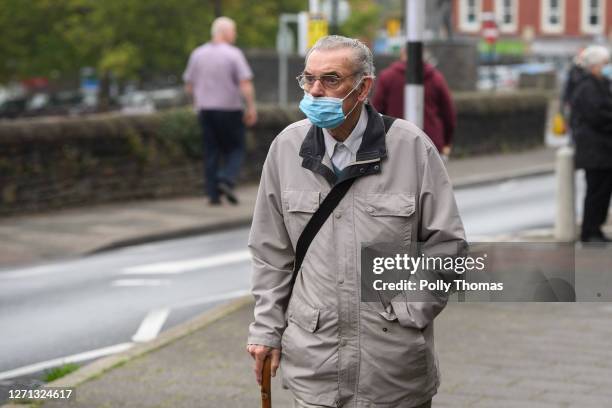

{"left": 375, "top": 0, "right": 453, "bottom": 40}
{"left": 452, "top": 0, "right": 612, "bottom": 57}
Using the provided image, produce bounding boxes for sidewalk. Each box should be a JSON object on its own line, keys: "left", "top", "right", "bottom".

{"left": 0, "top": 147, "right": 556, "bottom": 269}
{"left": 3, "top": 146, "right": 612, "bottom": 408}
{"left": 29, "top": 299, "right": 612, "bottom": 408}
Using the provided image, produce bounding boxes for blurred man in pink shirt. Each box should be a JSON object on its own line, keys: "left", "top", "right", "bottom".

{"left": 183, "top": 16, "right": 257, "bottom": 205}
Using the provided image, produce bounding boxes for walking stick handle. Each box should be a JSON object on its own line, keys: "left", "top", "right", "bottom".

{"left": 261, "top": 355, "right": 272, "bottom": 408}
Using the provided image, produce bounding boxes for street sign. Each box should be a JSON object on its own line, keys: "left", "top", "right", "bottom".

{"left": 308, "top": 14, "right": 328, "bottom": 48}
{"left": 482, "top": 12, "right": 498, "bottom": 45}
{"left": 387, "top": 18, "right": 401, "bottom": 37}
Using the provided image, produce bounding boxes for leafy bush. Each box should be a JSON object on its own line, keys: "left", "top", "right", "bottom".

{"left": 157, "top": 108, "right": 201, "bottom": 159}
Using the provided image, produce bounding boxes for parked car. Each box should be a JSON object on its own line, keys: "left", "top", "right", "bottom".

{"left": 0, "top": 97, "right": 28, "bottom": 119}
{"left": 119, "top": 86, "right": 188, "bottom": 114}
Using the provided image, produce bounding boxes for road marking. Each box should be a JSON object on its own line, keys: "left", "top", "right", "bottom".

{"left": 0, "top": 343, "right": 133, "bottom": 381}
{"left": 111, "top": 279, "right": 171, "bottom": 287}
{"left": 0, "top": 264, "right": 65, "bottom": 280}
{"left": 174, "top": 289, "right": 251, "bottom": 310}
{"left": 132, "top": 308, "right": 170, "bottom": 343}
{"left": 121, "top": 249, "right": 251, "bottom": 275}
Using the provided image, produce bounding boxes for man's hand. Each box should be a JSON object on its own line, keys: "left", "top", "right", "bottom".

{"left": 441, "top": 145, "right": 452, "bottom": 157}
{"left": 247, "top": 344, "right": 280, "bottom": 385}
{"left": 243, "top": 106, "right": 258, "bottom": 127}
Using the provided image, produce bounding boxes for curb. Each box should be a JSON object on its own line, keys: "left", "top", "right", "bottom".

{"left": 88, "top": 217, "right": 253, "bottom": 255}
{"left": 452, "top": 164, "right": 555, "bottom": 190}
{"left": 87, "top": 165, "right": 556, "bottom": 256}
{"left": 0, "top": 295, "right": 254, "bottom": 408}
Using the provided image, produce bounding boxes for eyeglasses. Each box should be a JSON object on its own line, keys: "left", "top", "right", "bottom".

{"left": 296, "top": 72, "right": 359, "bottom": 90}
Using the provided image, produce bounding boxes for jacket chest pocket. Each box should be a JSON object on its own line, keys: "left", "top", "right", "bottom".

{"left": 282, "top": 190, "right": 320, "bottom": 247}
{"left": 359, "top": 193, "right": 416, "bottom": 244}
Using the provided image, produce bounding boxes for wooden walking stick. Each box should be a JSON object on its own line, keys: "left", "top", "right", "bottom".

{"left": 261, "top": 355, "right": 272, "bottom": 408}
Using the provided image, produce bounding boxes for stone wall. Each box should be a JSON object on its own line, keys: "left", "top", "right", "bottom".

{"left": 0, "top": 90, "right": 547, "bottom": 215}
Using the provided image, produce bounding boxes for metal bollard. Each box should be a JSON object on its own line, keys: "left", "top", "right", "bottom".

{"left": 554, "top": 146, "right": 576, "bottom": 242}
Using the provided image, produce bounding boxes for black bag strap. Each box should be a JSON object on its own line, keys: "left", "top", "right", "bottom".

{"left": 289, "top": 115, "right": 396, "bottom": 291}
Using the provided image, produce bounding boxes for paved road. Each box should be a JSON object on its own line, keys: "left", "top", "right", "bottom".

{"left": 454, "top": 173, "right": 585, "bottom": 239}
{"left": 0, "top": 173, "right": 586, "bottom": 402}
{"left": 0, "top": 229, "right": 252, "bottom": 399}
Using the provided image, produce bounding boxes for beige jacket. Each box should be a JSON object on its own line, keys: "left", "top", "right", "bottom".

{"left": 248, "top": 104, "right": 466, "bottom": 407}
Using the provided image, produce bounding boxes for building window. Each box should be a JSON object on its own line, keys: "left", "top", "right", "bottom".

{"left": 496, "top": 0, "right": 518, "bottom": 33}
{"left": 541, "top": 0, "right": 565, "bottom": 34}
{"left": 460, "top": 0, "right": 482, "bottom": 33}
{"left": 581, "top": 0, "right": 605, "bottom": 34}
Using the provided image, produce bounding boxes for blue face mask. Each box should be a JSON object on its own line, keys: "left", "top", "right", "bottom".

{"left": 602, "top": 64, "right": 612, "bottom": 79}
{"left": 299, "top": 82, "right": 362, "bottom": 129}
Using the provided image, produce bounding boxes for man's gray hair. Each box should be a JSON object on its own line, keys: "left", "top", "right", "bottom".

{"left": 306, "top": 35, "right": 375, "bottom": 78}
{"left": 580, "top": 45, "right": 610, "bottom": 68}
{"left": 211, "top": 16, "right": 236, "bottom": 37}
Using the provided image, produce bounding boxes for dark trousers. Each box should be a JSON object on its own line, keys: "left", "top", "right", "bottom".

{"left": 581, "top": 169, "right": 612, "bottom": 239}
{"left": 198, "top": 110, "right": 245, "bottom": 200}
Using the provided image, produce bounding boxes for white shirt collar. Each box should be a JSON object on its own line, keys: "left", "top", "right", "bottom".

{"left": 323, "top": 105, "right": 368, "bottom": 161}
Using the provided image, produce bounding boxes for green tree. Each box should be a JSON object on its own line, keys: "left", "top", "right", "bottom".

{"left": 0, "top": 0, "right": 379, "bottom": 85}
{"left": 339, "top": 0, "right": 381, "bottom": 42}
{"left": 0, "top": 0, "right": 80, "bottom": 82}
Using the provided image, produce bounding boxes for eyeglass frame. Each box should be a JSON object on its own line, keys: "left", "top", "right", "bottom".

{"left": 296, "top": 71, "right": 364, "bottom": 90}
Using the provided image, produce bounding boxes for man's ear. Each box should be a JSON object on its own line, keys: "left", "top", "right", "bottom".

{"left": 358, "top": 77, "right": 374, "bottom": 101}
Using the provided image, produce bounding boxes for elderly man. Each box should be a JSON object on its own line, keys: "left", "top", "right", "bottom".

{"left": 247, "top": 36, "right": 466, "bottom": 408}
{"left": 183, "top": 16, "right": 257, "bottom": 205}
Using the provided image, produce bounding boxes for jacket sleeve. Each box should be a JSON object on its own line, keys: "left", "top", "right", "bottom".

{"left": 391, "top": 140, "right": 467, "bottom": 329}
{"left": 247, "top": 138, "right": 296, "bottom": 349}
{"left": 182, "top": 50, "right": 196, "bottom": 84}
{"left": 435, "top": 72, "right": 456, "bottom": 147}
{"left": 572, "top": 80, "right": 612, "bottom": 133}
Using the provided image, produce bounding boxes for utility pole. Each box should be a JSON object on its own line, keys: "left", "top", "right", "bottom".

{"left": 404, "top": 0, "right": 425, "bottom": 129}
{"left": 214, "top": 0, "right": 222, "bottom": 17}
{"left": 330, "top": 0, "right": 339, "bottom": 35}
{"left": 309, "top": 0, "right": 320, "bottom": 14}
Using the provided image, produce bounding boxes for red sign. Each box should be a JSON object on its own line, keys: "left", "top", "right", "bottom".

{"left": 21, "top": 77, "right": 49, "bottom": 90}
{"left": 482, "top": 14, "right": 498, "bottom": 45}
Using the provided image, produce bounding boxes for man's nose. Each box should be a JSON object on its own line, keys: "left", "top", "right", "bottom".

{"left": 308, "top": 79, "right": 326, "bottom": 97}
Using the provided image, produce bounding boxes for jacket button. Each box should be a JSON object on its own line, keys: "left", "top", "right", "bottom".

{"left": 374, "top": 165, "right": 380, "bottom": 170}
{"left": 359, "top": 168, "right": 365, "bottom": 173}
{"left": 367, "top": 207, "right": 374, "bottom": 213}
{"left": 382, "top": 327, "right": 388, "bottom": 332}
{"left": 334, "top": 212, "right": 341, "bottom": 219}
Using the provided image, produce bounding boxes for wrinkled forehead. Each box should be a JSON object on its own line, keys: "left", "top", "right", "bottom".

{"left": 304, "top": 48, "right": 356, "bottom": 76}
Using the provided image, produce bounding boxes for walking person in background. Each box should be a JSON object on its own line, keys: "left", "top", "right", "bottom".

{"left": 183, "top": 16, "right": 257, "bottom": 205}
{"left": 561, "top": 48, "right": 587, "bottom": 135}
{"left": 372, "top": 47, "right": 456, "bottom": 162}
{"left": 569, "top": 45, "right": 612, "bottom": 243}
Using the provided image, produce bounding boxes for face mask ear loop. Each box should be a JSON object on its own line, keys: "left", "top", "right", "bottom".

{"left": 342, "top": 79, "right": 364, "bottom": 120}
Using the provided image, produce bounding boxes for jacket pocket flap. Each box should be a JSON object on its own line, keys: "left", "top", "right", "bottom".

{"left": 366, "top": 193, "right": 415, "bottom": 217}
{"left": 283, "top": 190, "right": 320, "bottom": 213}
{"left": 288, "top": 299, "right": 320, "bottom": 333}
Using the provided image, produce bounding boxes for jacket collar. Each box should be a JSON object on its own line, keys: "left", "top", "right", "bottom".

{"left": 299, "top": 103, "right": 388, "bottom": 185}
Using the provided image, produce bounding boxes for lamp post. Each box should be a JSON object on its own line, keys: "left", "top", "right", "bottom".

{"left": 404, "top": 0, "right": 425, "bottom": 129}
